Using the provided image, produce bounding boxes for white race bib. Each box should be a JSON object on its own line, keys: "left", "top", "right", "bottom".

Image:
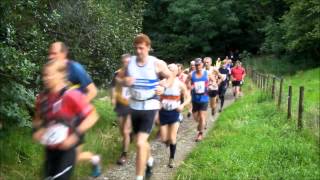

{"left": 130, "top": 88, "right": 155, "bottom": 100}
{"left": 121, "top": 87, "right": 131, "bottom": 99}
{"left": 194, "top": 81, "right": 206, "bottom": 94}
{"left": 161, "top": 99, "right": 180, "bottom": 111}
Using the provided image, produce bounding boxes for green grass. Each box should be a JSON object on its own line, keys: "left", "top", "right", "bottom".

{"left": 175, "top": 82, "right": 320, "bottom": 180}
{"left": 246, "top": 55, "right": 319, "bottom": 135}
{"left": 0, "top": 96, "right": 122, "bottom": 180}
{"left": 282, "top": 68, "right": 320, "bottom": 134}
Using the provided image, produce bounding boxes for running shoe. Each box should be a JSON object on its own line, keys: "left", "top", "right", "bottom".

{"left": 145, "top": 164, "right": 153, "bottom": 179}
{"left": 168, "top": 158, "right": 175, "bottom": 168}
{"left": 116, "top": 154, "right": 127, "bottom": 165}
{"left": 187, "top": 112, "right": 191, "bottom": 118}
{"left": 91, "top": 163, "right": 102, "bottom": 177}
{"left": 195, "top": 132, "right": 203, "bottom": 142}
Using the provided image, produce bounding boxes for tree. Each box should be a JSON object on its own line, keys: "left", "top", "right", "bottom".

{"left": 0, "top": 0, "right": 145, "bottom": 129}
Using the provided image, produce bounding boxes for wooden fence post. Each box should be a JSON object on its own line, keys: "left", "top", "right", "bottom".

{"left": 271, "top": 77, "right": 276, "bottom": 99}
{"left": 278, "top": 78, "right": 283, "bottom": 107}
{"left": 266, "top": 75, "right": 270, "bottom": 92}
{"left": 298, "top": 86, "right": 304, "bottom": 130}
{"left": 287, "top": 86, "right": 292, "bottom": 120}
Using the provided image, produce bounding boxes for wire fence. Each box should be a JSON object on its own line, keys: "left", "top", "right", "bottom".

{"left": 247, "top": 67, "right": 320, "bottom": 137}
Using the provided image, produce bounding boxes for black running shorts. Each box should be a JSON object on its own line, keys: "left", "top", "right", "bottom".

{"left": 44, "top": 147, "right": 76, "bottom": 180}
{"left": 114, "top": 103, "right": 131, "bottom": 117}
{"left": 192, "top": 102, "right": 208, "bottom": 112}
{"left": 131, "top": 109, "right": 157, "bottom": 134}
{"left": 232, "top": 80, "right": 241, "bottom": 87}
{"left": 208, "top": 90, "right": 218, "bottom": 97}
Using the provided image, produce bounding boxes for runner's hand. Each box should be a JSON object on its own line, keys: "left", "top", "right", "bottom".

{"left": 176, "top": 104, "right": 184, "bottom": 112}
{"left": 155, "top": 86, "right": 165, "bottom": 95}
{"left": 124, "top": 77, "right": 135, "bottom": 86}
{"left": 59, "top": 133, "right": 79, "bottom": 150}
{"left": 33, "top": 128, "right": 46, "bottom": 142}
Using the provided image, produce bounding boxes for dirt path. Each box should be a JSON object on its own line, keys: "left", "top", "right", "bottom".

{"left": 93, "top": 88, "right": 235, "bottom": 180}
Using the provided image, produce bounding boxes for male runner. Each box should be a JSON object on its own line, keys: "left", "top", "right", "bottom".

{"left": 231, "top": 60, "right": 246, "bottom": 98}
{"left": 111, "top": 54, "right": 132, "bottom": 165}
{"left": 119, "top": 33, "right": 174, "bottom": 180}
{"left": 48, "top": 42, "right": 101, "bottom": 176}
{"left": 203, "top": 57, "right": 215, "bottom": 74}
{"left": 187, "top": 58, "right": 209, "bottom": 142}
{"left": 33, "top": 60, "right": 99, "bottom": 180}
{"left": 159, "top": 64, "right": 191, "bottom": 168}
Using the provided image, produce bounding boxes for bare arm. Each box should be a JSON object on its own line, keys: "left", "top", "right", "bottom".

{"left": 76, "top": 109, "right": 99, "bottom": 134}
{"left": 156, "top": 60, "right": 174, "bottom": 88}
{"left": 85, "top": 83, "right": 98, "bottom": 102}
{"left": 180, "top": 82, "right": 191, "bottom": 107}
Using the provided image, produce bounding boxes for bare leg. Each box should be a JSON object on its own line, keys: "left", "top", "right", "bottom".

{"left": 135, "top": 132, "right": 151, "bottom": 177}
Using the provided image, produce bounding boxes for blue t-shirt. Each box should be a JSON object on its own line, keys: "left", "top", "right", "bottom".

{"left": 67, "top": 60, "right": 93, "bottom": 93}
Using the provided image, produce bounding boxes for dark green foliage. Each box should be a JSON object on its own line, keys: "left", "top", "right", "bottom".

{"left": 143, "top": 0, "right": 289, "bottom": 61}
{"left": 143, "top": 0, "right": 319, "bottom": 62}
{"left": 0, "top": 0, "right": 145, "bottom": 128}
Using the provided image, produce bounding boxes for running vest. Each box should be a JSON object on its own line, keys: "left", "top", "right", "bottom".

{"left": 160, "top": 79, "right": 181, "bottom": 111}
{"left": 127, "top": 55, "right": 160, "bottom": 110}
{"left": 208, "top": 74, "right": 219, "bottom": 91}
{"left": 114, "top": 68, "right": 130, "bottom": 106}
{"left": 191, "top": 70, "right": 209, "bottom": 103}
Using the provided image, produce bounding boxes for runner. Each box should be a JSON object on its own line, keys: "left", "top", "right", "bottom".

{"left": 208, "top": 69, "right": 222, "bottom": 116}
{"left": 111, "top": 54, "right": 132, "bottom": 165}
{"left": 119, "top": 33, "right": 174, "bottom": 180}
{"left": 218, "top": 60, "right": 229, "bottom": 112}
{"left": 177, "top": 63, "right": 188, "bottom": 122}
{"left": 159, "top": 64, "right": 191, "bottom": 168}
{"left": 48, "top": 42, "right": 101, "bottom": 177}
{"left": 203, "top": 57, "right": 215, "bottom": 74}
{"left": 215, "top": 57, "right": 222, "bottom": 69}
{"left": 186, "top": 60, "right": 196, "bottom": 118}
{"left": 32, "top": 60, "right": 99, "bottom": 180}
{"left": 187, "top": 58, "right": 209, "bottom": 142}
{"left": 231, "top": 60, "right": 246, "bottom": 98}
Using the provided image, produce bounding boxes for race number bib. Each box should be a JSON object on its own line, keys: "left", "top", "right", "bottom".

{"left": 130, "top": 88, "right": 155, "bottom": 100}
{"left": 162, "top": 99, "right": 180, "bottom": 111}
{"left": 121, "top": 87, "right": 131, "bottom": 99}
{"left": 194, "top": 81, "right": 206, "bottom": 94}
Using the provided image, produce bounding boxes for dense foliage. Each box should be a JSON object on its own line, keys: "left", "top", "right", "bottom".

{"left": 143, "top": 0, "right": 319, "bottom": 61}
{"left": 0, "top": 0, "right": 145, "bottom": 128}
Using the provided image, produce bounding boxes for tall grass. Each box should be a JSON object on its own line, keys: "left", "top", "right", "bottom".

{"left": 175, "top": 81, "right": 320, "bottom": 180}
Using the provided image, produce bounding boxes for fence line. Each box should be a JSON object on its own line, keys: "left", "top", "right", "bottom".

{"left": 247, "top": 68, "right": 309, "bottom": 131}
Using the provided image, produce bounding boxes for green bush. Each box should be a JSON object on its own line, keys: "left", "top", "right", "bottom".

{"left": 0, "top": 0, "right": 145, "bottom": 129}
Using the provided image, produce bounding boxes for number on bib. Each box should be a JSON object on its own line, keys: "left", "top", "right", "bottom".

{"left": 194, "top": 81, "right": 206, "bottom": 94}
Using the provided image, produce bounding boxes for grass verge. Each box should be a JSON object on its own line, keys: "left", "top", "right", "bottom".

{"left": 175, "top": 81, "right": 320, "bottom": 180}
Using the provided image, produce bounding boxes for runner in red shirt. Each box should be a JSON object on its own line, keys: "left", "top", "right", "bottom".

{"left": 32, "top": 60, "right": 99, "bottom": 180}
{"left": 231, "top": 60, "right": 246, "bottom": 98}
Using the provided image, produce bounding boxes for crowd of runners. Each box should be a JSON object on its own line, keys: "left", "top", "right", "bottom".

{"left": 31, "top": 33, "right": 246, "bottom": 180}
